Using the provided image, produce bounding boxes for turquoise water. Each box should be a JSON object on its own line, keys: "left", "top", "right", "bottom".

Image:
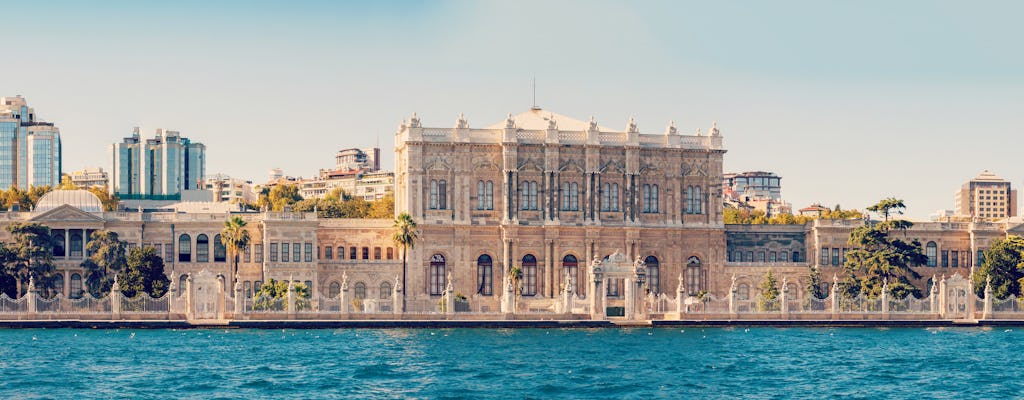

{"left": 0, "top": 327, "right": 1019, "bottom": 398}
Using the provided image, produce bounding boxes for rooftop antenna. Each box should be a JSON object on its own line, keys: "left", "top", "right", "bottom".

{"left": 531, "top": 75, "right": 541, "bottom": 110}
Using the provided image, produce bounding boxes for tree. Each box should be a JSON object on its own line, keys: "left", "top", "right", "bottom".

{"left": 392, "top": 212, "right": 419, "bottom": 312}
{"left": 253, "top": 279, "right": 310, "bottom": 310}
{"left": 367, "top": 193, "right": 395, "bottom": 219}
{"left": 845, "top": 198, "right": 926, "bottom": 299}
{"left": 805, "top": 265, "right": 826, "bottom": 301}
{"left": 82, "top": 230, "right": 128, "bottom": 297}
{"left": 220, "top": 216, "right": 251, "bottom": 289}
{"left": 265, "top": 184, "right": 303, "bottom": 211}
{"left": 118, "top": 246, "right": 170, "bottom": 298}
{"left": 4, "top": 223, "right": 56, "bottom": 296}
{"left": 757, "top": 268, "right": 780, "bottom": 311}
{"left": 972, "top": 235, "right": 1024, "bottom": 299}
{"left": 87, "top": 186, "right": 120, "bottom": 211}
{"left": 58, "top": 175, "right": 77, "bottom": 190}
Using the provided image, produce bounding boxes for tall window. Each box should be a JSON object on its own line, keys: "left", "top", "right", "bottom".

{"left": 941, "top": 250, "right": 948, "bottom": 268}
{"left": 430, "top": 254, "right": 446, "bottom": 296}
{"left": 737, "top": 283, "right": 750, "bottom": 301}
{"left": 522, "top": 254, "right": 538, "bottom": 296}
{"left": 562, "top": 255, "right": 580, "bottom": 295}
{"left": 362, "top": 247, "right": 369, "bottom": 260}
{"left": 214, "top": 234, "right": 226, "bottom": 262}
{"left": 686, "top": 256, "right": 701, "bottom": 296}
{"left": 70, "top": 274, "right": 83, "bottom": 298}
{"left": 831, "top": 248, "right": 839, "bottom": 266}
{"left": 305, "top": 243, "right": 313, "bottom": 262}
{"left": 643, "top": 184, "right": 659, "bottom": 213}
{"left": 70, "top": 232, "right": 83, "bottom": 258}
{"left": 337, "top": 246, "right": 345, "bottom": 260}
{"left": 178, "top": 234, "right": 192, "bottom": 262}
{"left": 244, "top": 245, "right": 252, "bottom": 263}
{"left": 779, "top": 251, "right": 788, "bottom": 263}
{"left": 792, "top": 251, "right": 800, "bottom": 262}
{"left": 269, "top": 243, "right": 278, "bottom": 262}
{"left": 196, "top": 234, "right": 209, "bottom": 263}
{"left": 254, "top": 244, "right": 263, "bottom": 262}
{"left": 477, "top": 254, "right": 493, "bottom": 296}
{"left": 430, "top": 179, "right": 447, "bottom": 210}
{"left": 354, "top": 282, "right": 366, "bottom": 300}
{"left": 282, "top": 243, "right": 290, "bottom": 262}
{"left": 325, "top": 246, "right": 333, "bottom": 260}
{"left": 477, "top": 180, "right": 494, "bottom": 210}
{"left": 52, "top": 274, "right": 64, "bottom": 297}
{"left": 293, "top": 242, "right": 301, "bottom": 263}
{"left": 561, "top": 182, "right": 579, "bottom": 211}
{"left": 350, "top": 247, "right": 357, "bottom": 260}
{"left": 329, "top": 281, "right": 341, "bottom": 298}
{"left": 374, "top": 247, "right": 382, "bottom": 260}
{"left": 645, "top": 255, "right": 660, "bottom": 294}
{"left": 520, "top": 181, "right": 538, "bottom": 210}
{"left": 686, "top": 186, "right": 703, "bottom": 214}
{"left": 926, "top": 242, "right": 937, "bottom": 267}
{"left": 380, "top": 282, "right": 392, "bottom": 299}
{"left": 178, "top": 274, "right": 188, "bottom": 295}
{"left": 601, "top": 182, "right": 620, "bottom": 211}
{"left": 53, "top": 232, "right": 65, "bottom": 257}
{"left": 820, "top": 247, "right": 829, "bottom": 265}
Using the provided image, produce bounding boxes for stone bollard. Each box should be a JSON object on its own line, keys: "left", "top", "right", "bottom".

{"left": 111, "top": 275, "right": 122, "bottom": 320}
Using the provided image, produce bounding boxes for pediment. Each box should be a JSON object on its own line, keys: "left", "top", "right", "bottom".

{"left": 31, "top": 204, "right": 104, "bottom": 223}
{"left": 559, "top": 159, "right": 585, "bottom": 174}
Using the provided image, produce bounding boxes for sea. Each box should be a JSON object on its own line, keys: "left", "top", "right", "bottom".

{"left": 0, "top": 327, "right": 1018, "bottom": 398}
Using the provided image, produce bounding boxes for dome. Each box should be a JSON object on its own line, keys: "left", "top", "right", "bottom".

{"left": 35, "top": 190, "right": 103, "bottom": 213}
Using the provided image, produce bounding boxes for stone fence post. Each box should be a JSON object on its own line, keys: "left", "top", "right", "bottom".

{"left": 880, "top": 282, "right": 889, "bottom": 319}
{"left": 983, "top": 276, "right": 993, "bottom": 319}
{"left": 110, "top": 276, "right": 122, "bottom": 320}
{"left": 339, "top": 273, "right": 350, "bottom": 318}
{"left": 286, "top": 279, "right": 296, "bottom": 316}
{"left": 676, "top": 273, "right": 686, "bottom": 317}
{"left": 234, "top": 279, "right": 244, "bottom": 318}
{"left": 392, "top": 275, "right": 403, "bottom": 316}
{"left": 25, "top": 275, "right": 37, "bottom": 315}
{"left": 444, "top": 273, "right": 455, "bottom": 318}
{"left": 830, "top": 276, "right": 839, "bottom": 319}
{"left": 780, "top": 278, "right": 789, "bottom": 318}
{"left": 168, "top": 283, "right": 178, "bottom": 316}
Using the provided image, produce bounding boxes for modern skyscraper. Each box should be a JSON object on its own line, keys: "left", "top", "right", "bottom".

{"left": 110, "top": 127, "right": 206, "bottom": 200}
{"left": 954, "top": 170, "right": 1017, "bottom": 221}
{"left": 0, "top": 96, "right": 62, "bottom": 189}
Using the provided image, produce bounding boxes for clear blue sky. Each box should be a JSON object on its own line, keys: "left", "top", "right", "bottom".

{"left": 4, "top": 0, "right": 1022, "bottom": 219}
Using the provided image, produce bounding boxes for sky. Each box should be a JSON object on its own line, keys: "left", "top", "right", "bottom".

{"left": 3, "top": 0, "right": 1022, "bottom": 220}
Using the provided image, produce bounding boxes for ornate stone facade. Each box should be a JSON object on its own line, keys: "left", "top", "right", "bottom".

{"left": 394, "top": 108, "right": 727, "bottom": 310}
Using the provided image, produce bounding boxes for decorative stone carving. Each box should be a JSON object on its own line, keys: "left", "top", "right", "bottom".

{"left": 505, "top": 113, "right": 516, "bottom": 129}
{"left": 588, "top": 116, "right": 598, "bottom": 132}
{"left": 665, "top": 120, "right": 677, "bottom": 135}
{"left": 409, "top": 112, "right": 421, "bottom": 128}
{"left": 547, "top": 113, "right": 557, "bottom": 130}
{"left": 710, "top": 121, "right": 720, "bottom": 136}
{"left": 627, "top": 116, "right": 638, "bottom": 133}
{"left": 455, "top": 113, "right": 469, "bottom": 129}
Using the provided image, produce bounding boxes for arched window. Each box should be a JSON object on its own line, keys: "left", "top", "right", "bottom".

{"left": 70, "top": 232, "right": 83, "bottom": 258}
{"left": 430, "top": 254, "right": 446, "bottom": 296}
{"left": 645, "top": 256, "right": 660, "bottom": 294}
{"left": 610, "top": 183, "right": 619, "bottom": 211}
{"left": 196, "top": 234, "right": 210, "bottom": 263}
{"left": 686, "top": 256, "right": 701, "bottom": 296}
{"left": 387, "top": 247, "right": 394, "bottom": 260}
{"left": 926, "top": 241, "right": 937, "bottom": 267}
{"left": 70, "top": 274, "right": 82, "bottom": 299}
{"left": 380, "top": 281, "right": 392, "bottom": 299}
{"left": 178, "top": 234, "right": 192, "bottom": 262}
{"left": 354, "top": 282, "right": 366, "bottom": 300}
{"left": 325, "top": 246, "right": 333, "bottom": 260}
{"left": 786, "top": 283, "right": 798, "bottom": 298}
{"left": 522, "top": 254, "right": 538, "bottom": 296}
{"left": 337, "top": 246, "right": 345, "bottom": 260}
{"left": 52, "top": 274, "right": 64, "bottom": 297}
{"left": 53, "top": 231, "right": 65, "bottom": 257}
{"left": 329, "top": 281, "right": 341, "bottom": 298}
{"left": 738, "top": 283, "right": 750, "bottom": 300}
{"left": 562, "top": 255, "right": 580, "bottom": 295}
{"left": 178, "top": 274, "right": 188, "bottom": 295}
{"left": 477, "top": 254, "right": 493, "bottom": 296}
{"left": 601, "top": 183, "right": 610, "bottom": 211}
{"left": 214, "top": 234, "right": 226, "bottom": 262}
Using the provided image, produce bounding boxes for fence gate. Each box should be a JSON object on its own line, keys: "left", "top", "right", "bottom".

{"left": 945, "top": 274, "right": 970, "bottom": 319}
{"left": 191, "top": 269, "right": 222, "bottom": 320}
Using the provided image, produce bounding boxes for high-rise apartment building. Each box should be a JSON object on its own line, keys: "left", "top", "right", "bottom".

{"left": 110, "top": 127, "right": 206, "bottom": 200}
{"left": 0, "top": 96, "right": 62, "bottom": 189}
{"left": 955, "top": 170, "right": 1017, "bottom": 221}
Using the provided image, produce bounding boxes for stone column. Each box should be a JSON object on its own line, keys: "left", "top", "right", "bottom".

{"left": 64, "top": 230, "right": 70, "bottom": 261}
{"left": 780, "top": 278, "right": 789, "bottom": 318}
{"left": 590, "top": 276, "right": 604, "bottom": 320}
{"left": 185, "top": 274, "right": 193, "bottom": 320}
{"left": 501, "top": 275, "right": 515, "bottom": 314}
{"left": 880, "top": 281, "right": 889, "bottom": 319}
{"left": 26, "top": 275, "right": 37, "bottom": 314}
{"left": 983, "top": 275, "right": 993, "bottom": 320}
{"left": 830, "top": 275, "right": 839, "bottom": 319}
{"left": 110, "top": 276, "right": 122, "bottom": 320}
{"left": 444, "top": 273, "right": 455, "bottom": 317}
{"left": 339, "top": 273, "right": 350, "bottom": 318}
{"left": 234, "top": 279, "right": 244, "bottom": 317}
{"left": 624, "top": 276, "right": 635, "bottom": 320}
{"left": 393, "top": 275, "right": 403, "bottom": 315}
{"left": 217, "top": 276, "right": 225, "bottom": 320}
{"left": 676, "top": 273, "right": 686, "bottom": 317}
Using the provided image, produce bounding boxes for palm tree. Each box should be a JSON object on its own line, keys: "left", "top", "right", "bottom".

{"left": 220, "top": 216, "right": 251, "bottom": 290}
{"left": 392, "top": 212, "right": 419, "bottom": 313}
